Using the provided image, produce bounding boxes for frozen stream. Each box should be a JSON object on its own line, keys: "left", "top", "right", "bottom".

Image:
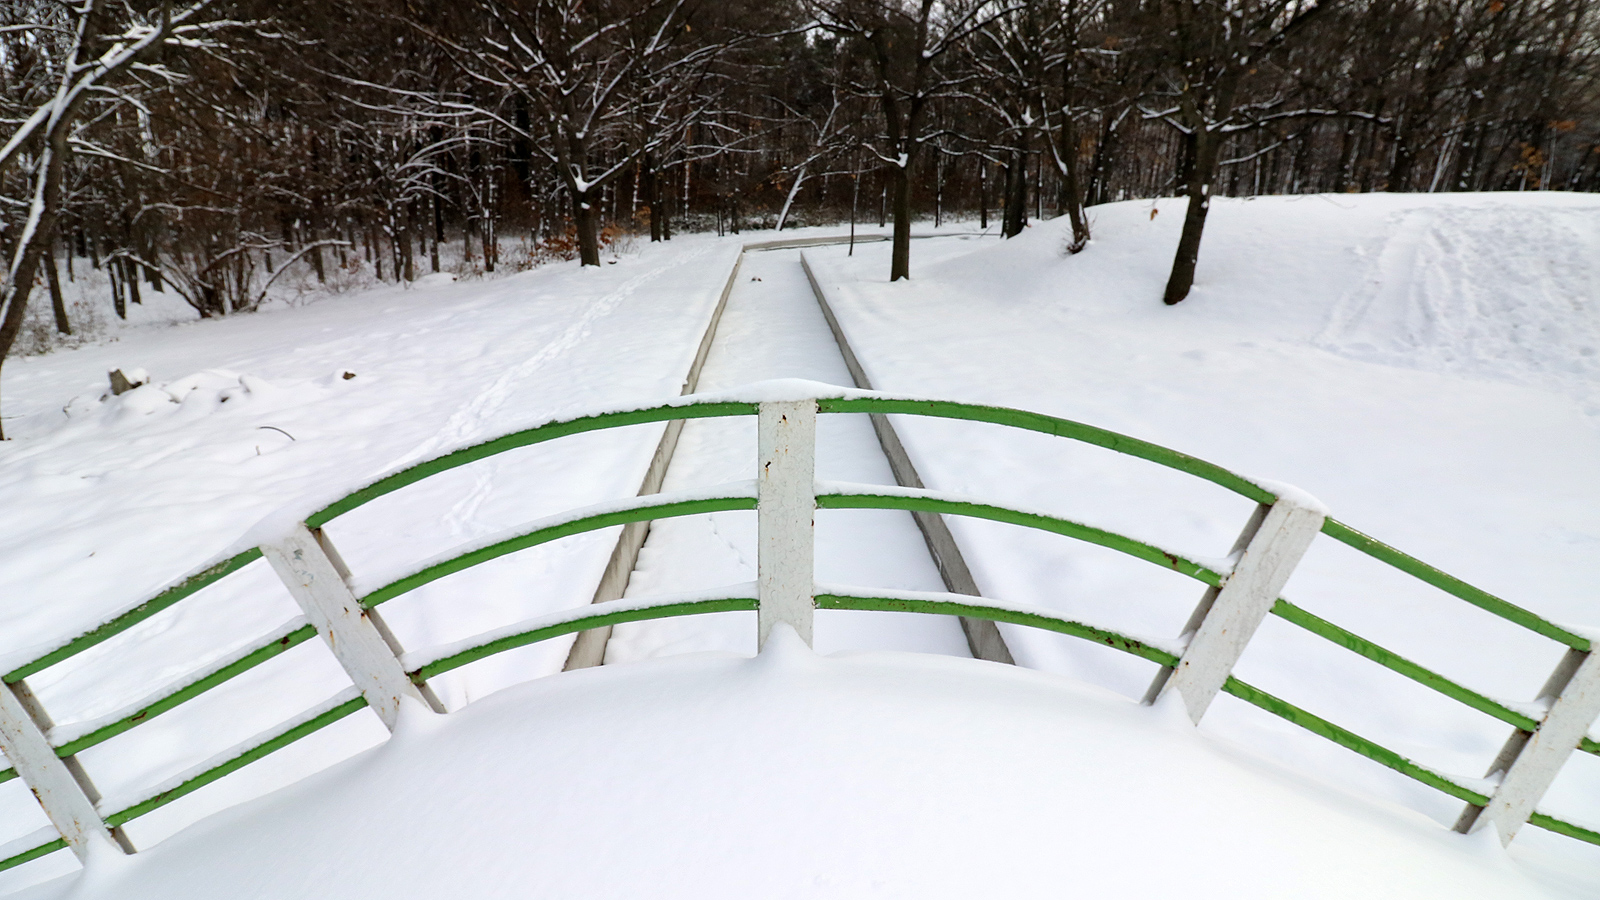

{"left": 604, "top": 247, "right": 973, "bottom": 662}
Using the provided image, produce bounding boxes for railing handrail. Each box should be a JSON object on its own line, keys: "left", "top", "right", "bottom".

{"left": 17, "top": 380, "right": 1581, "bottom": 684}
{"left": 1, "top": 382, "right": 1595, "bottom": 879}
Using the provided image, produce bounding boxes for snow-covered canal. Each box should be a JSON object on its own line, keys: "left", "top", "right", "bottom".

{"left": 605, "top": 247, "right": 972, "bottom": 662}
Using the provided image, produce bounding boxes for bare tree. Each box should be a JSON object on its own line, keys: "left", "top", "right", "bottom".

{"left": 0, "top": 0, "right": 250, "bottom": 438}
{"left": 1140, "top": 0, "right": 1336, "bottom": 304}
{"left": 811, "top": 0, "right": 1006, "bottom": 280}
{"left": 404, "top": 0, "right": 731, "bottom": 267}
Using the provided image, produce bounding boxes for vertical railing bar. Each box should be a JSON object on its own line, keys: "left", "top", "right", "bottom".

{"left": 7, "top": 681, "right": 137, "bottom": 854}
{"left": 312, "top": 529, "right": 447, "bottom": 714}
{"left": 1147, "top": 496, "right": 1325, "bottom": 723}
{"left": 262, "top": 524, "right": 436, "bottom": 730}
{"left": 0, "top": 680, "right": 121, "bottom": 863}
{"left": 1457, "top": 647, "right": 1600, "bottom": 844}
{"left": 757, "top": 399, "right": 817, "bottom": 648}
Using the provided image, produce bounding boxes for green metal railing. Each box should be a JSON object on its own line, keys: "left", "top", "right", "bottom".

{"left": 1, "top": 388, "right": 1594, "bottom": 874}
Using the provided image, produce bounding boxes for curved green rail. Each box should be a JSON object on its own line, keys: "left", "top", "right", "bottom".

{"left": 305, "top": 401, "right": 757, "bottom": 529}
{"left": 411, "top": 595, "right": 760, "bottom": 681}
{"left": 2, "top": 387, "right": 1594, "bottom": 876}
{"left": 816, "top": 486, "right": 1223, "bottom": 587}
{"left": 52, "top": 622, "right": 319, "bottom": 759}
{"left": 815, "top": 593, "right": 1178, "bottom": 666}
{"left": 816, "top": 591, "right": 1597, "bottom": 848}
{"left": 104, "top": 691, "right": 368, "bottom": 829}
{"left": 0, "top": 837, "right": 68, "bottom": 874}
{"left": 359, "top": 491, "right": 758, "bottom": 609}
{"left": 819, "top": 397, "right": 1279, "bottom": 505}
{"left": 1317, "top": 519, "right": 1589, "bottom": 651}
{"left": 818, "top": 395, "right": 1584, "bottom": 652}
{"left": 4, "top": 548, "right": 264, "bottom": 684}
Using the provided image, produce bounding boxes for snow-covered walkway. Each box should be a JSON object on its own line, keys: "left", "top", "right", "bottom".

{"left": 606, "top": 246, "right": 971, "bottom": 662}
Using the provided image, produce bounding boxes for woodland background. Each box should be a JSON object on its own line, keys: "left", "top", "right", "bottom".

{"left": 0, "top": 0, "right": 1596, "bottom": 380}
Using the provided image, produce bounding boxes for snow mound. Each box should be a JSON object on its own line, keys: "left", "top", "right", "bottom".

{"left": 1316, "top": 203, "right": 1600, "bottom": 398}
{"left": 59, "top": 369, "right": 359, "bottom": 428}
{"left": 12, "top": 636, "right": 1554, "bottom": 900}
{"left": 921, "top": 192, "right": 1600, "bottom": 417}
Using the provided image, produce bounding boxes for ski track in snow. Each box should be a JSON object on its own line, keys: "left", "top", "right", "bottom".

{"left": 1316, "top": 204, "right": 1600, "bottom": 415}
{"left": 406, "top": 243, "right": 713, "bottom": 540}
{"left": 387, "top": 241, "right": 716, "bottom": 475}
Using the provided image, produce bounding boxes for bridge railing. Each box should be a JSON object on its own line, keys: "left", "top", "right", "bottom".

{"left": 0, "top": 382, "right": 1594, "bottom": 875}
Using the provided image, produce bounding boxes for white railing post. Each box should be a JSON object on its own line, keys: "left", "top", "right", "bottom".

{"left": 0, "top": 681, "right": 121, "bottom": 862}
{"left": 263, "top": 523, "right": 433, "bottom": 730}
{"left": 1148, "top": 495, "right": 1325, "bottom": 723}
{"left": 757, "top": 399, "right": 817, "bottom": 648}
{"left": 1458, "top": 647, "right": 1600, "bottom": 844}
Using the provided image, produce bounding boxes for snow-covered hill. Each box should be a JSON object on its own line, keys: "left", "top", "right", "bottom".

{"left": 0, "top": 197, "right": 1596, "bottom": 897}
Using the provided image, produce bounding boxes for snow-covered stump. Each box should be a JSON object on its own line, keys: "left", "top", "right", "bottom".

{"left": 1458, "top": 648, "right": 1600, "bottom": 844}
{"left": 1147, "top": 495, "right": 1326, "bottom": 723}
{"left": 263, "top": 524, "right": 434, "bottom": 730}
{"left": 757, "top": 400, "right": 817, "bottom": 648}
{"left": 0, "top": 681, "right": 121, "bottom": 862}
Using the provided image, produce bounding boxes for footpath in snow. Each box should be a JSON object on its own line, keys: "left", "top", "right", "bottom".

{"left": 605, "top": 244, "right": 971, "bottom": 663}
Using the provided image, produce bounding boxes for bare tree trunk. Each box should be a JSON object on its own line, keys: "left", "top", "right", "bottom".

{"left": 124, "top": 258, "right": 142, "bottom": 305}
{"left": 45, "top": 244, "right": 70, "bottom": 335}
{"left": 310, "top": 225, "right": 327, "bottom": 283}
{"left": 776, "top": 163, "right": 808, "bottom": 232}
{"left": 574, "top": 190, "right": 601, "bottom": 267}
{"left": 890, "top": 162, "right": 911, "bottom": 281}
{"left": 979, "top": 160, "right": 988, "bottom": 229}
{"left": 429, "top": 197, "right": 441, "bottom": 273}
{"left": 1163, "top": 128, "right": 1221, "bottom": 304}
{"left": 662, "top": 165, "right": 673, "bottom": 240}
{"left": 110, "top": 256, "right": 127, "bottom": 319}
{"left": 644, "top": 153, "right": 662, "bottom": 242}
{"left": 1056, "top": 113, "right": 1091, "bottom": 253}
{"left": 1002, "top": 146, "right": 1028, "bottom": 238}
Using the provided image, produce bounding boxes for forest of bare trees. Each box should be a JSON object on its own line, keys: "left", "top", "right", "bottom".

{"left": 0, "top": 0, "right": 1597, "bottom": 433}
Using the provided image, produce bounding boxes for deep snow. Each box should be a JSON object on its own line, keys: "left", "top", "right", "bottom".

{"left": 0, "top": 198, "right": 1596, "bottom": 896}
{"left": 6, "top": 629, "right": 1564, "bottom": 900}
{"left": 804, "top": 192, "right": 1600, "bottom": 890}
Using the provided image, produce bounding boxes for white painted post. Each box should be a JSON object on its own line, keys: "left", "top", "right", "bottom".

{"left": 0, "top": 682, "right": 119, "bottom": 862}
{"left": 757, "top": 399, "right": 817, "bottom": 648}
{"left": 1467, "top": 648, "right": 1600, "bottom": 845}
{"left": 262, "top": 523, "right": 430, "bottom": 731}
{"left": 1153, "top": 496, "right": 1325, "bottom": 723}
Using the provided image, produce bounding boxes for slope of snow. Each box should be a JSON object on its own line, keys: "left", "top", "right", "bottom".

{"left": 804, "top": 192, "right": 1600, "bottom": 889}
{"left": 7, "top": 630, "right": 1563, "bottom": 900}
{"left": 0, "top": 233, "right": 744, "bottom": 880}
{"left": 0, "top": 199, "right": 1595, "bottom": 897}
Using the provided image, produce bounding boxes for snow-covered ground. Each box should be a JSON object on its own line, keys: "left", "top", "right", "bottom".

{"left": 805, "top": 192, "right": 1600, "bottom": 891}
{"left": 0, "top": 197, "right": 1596, "bottom": 897}
{"left": 5, "top": 631, "right": 1558, "bottom": 900}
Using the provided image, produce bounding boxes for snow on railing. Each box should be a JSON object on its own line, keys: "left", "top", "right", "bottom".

{"left": 0, "top": 382, "right": 1596, "bottom": 877}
